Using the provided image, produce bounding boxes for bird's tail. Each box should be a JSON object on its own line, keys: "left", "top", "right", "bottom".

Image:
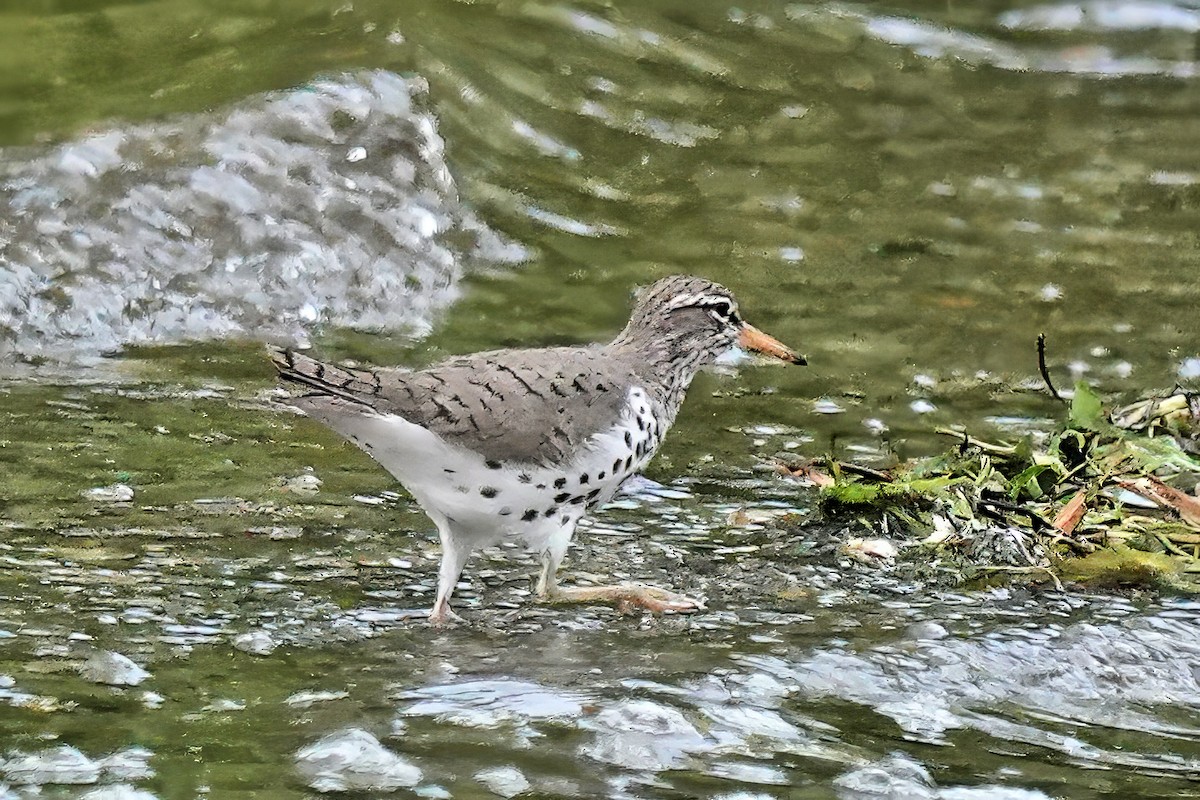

{"left": 268, "top": 346, "right": 380, "bottom": 407}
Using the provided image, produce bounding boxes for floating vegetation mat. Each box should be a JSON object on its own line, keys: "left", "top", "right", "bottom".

{"left": 779, "top": 384, "right": 1200, "bottom": 592}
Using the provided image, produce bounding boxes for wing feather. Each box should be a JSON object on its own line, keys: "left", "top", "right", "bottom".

{"left": 270, "top": 345, "right": 635, "bottom": 466}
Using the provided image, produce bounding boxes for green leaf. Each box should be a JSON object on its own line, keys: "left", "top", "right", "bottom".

{"left": 1008, "top": 463, "right": 1049, "bottom": 500}
{"left": 1070, "top": 382, "right": 1105, "bottom": 430}
{"left": 823, "top": 482, "right": 880, "bottom": 505}
{"left": 950, "top": 491, "right": 974, "bottom": 519}
{"left": 1122, "top": 436, "right": 1200, "bottom": 473}
{"left": 905, "top": 477, "right": 957, "bottom": 495}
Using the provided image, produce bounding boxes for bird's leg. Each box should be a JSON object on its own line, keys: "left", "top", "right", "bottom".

{"left": 547, "top": 584, "right": 704, "bottom": 614}
{"left": 535, "top": 523, "right": 576, "bottom": 601}
{"left": 429, "top": 522, "right": 470, "bottom": 626}
{"left": 535, "top": 528, "right": 702, "bottom": 614}
{"left": 535, "top": 545, "right": 565, "bottom": 599}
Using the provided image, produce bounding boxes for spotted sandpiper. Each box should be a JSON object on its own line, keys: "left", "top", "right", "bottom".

{"left": 271, "top": 275, "right": 804, "bottom": 624}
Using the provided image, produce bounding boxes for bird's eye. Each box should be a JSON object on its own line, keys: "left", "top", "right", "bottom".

{"left": 707, "top": 301, "right": 738, "bottom": 324}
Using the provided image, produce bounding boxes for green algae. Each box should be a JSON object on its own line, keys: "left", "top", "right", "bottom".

{"left": 787, "top": 382, "right": 1200, "bottom": 592}
{"left": 1059, "top": 546, "right": 1183, "bottom": 590}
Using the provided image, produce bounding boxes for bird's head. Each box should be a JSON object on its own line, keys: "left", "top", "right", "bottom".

{"left": 614, "top": 275, "right": 806, "bottom": 371}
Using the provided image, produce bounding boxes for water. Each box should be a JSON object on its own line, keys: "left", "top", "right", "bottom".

{"left": 1, "top": 0, "right": 1199, "bottom": 797}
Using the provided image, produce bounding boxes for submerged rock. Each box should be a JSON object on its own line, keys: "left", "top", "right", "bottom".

{"left": 141, "top": 692, "right": 165, "bottom": 710}
{"left": 475, "top": 765, "right": 531, "bottom": 798}
{"left": 295, "top": 728, "right": 421, "bottom": 792}
{"left": 399, "top": 678, "right": 587, "bottom": 728}
{"left": 834, "top": 753, "right": 1055, "bottom": 799}
{"left": 834, "top": 755, "right": 935, "bottom": 799}
{"left": 904, "top": 621, "right": 950, "bottom": 641}
{"left": 79, "top": 651, "right": 151, "bottom": 686}
{"left": 2, "top": 745, "right": 100, "bottom": 785}
{"left": 279, "top": 473, "right": 322, "bottom": 496}
{"left": 233, "top": 630, "right": 278, "bottom": 656}
{"left": 413, "top": 787, "right": 453, "bottom": 800}
{"left": 81, "top": 787, "right": 159, "bottom": 800}
{"left": 285, "top": 690, "right": 349, "bottom": 709}
{"left": 581, "top": 699, "right": 709, "bottom": 770}
{"left": 0, "top": 745, "right": 153, "bottom": 789}
{"left": 96, "top": 747, "right": 155, "bottom": 781}
{"left": 82, "top": 484, "right": 134, "bottom": 503}
{"left": 939, "top": 789, "right": 1054, "bottom": 799}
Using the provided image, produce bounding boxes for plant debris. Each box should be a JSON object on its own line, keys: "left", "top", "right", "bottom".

{"left": 779, "top": 384, "right": 1200, "bottom": 591}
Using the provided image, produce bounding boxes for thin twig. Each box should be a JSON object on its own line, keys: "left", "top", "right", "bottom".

{"left": 975, "top": 497, "right": 1052, "bottom": 531}
{"left": 978, "top": 565, "right": 1065, "bottom": 591}
{"left": 934, "top": 428, "right": 1018, "bottom": 456}
{"left": 1037, "top": 333, "right": 1065, "bottom": 403}
{"left": 837, "top": 462, "right": 895, "bottom": 482}
{"left": 1156, "top": 532, "right": 1197, "bottom": 560}
{"left": 1046, "top": 531, "right": 1096, "bottom": 553}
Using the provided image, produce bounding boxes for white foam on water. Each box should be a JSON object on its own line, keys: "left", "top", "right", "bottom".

{"left": 0, "top": 71, "right": 526, "bottom": 373}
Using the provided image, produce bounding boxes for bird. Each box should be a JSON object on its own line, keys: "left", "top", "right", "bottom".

{"left": 270, "top": 275, "right": 805, "bottom": 624}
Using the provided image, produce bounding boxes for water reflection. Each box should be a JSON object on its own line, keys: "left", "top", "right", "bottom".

{"left": 1, "top": 0, "right": 1199, "bottom": 797}
{"left": 1, "top": 444, "right": 1198, "bottom": 795}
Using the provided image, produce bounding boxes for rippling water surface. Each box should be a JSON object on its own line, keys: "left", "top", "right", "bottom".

{"left": 1, "top": 1, "right": 1198, "bottom": 797}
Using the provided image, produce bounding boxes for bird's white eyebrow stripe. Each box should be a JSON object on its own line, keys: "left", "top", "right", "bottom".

{"left": 668, "top": 291, "right": 734, "bottom": 308}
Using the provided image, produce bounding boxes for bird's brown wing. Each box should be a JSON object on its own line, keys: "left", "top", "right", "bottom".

{"left": 270, "top": 346, "right": 634, "bottom": 466}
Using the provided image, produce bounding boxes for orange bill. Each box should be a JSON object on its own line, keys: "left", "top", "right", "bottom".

{"left": 738, "top": 324, "right": 807, "bottom": 365}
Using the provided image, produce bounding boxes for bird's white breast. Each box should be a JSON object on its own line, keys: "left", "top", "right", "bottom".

{"left": 342, "top": 387, "right": 668, "bottom": 551}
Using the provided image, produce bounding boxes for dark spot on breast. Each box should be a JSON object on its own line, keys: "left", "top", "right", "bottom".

{"left": 554, "top": 477, "right": 567, "bottom": 489}
{"left": 518, "top": 473, "right": 532, "bottom": 484}
{"left": 624, "top": 456, "right": 633, "bottom": 470}
{"left": 499, "top": 507, "right": 512, "bottom": 516}
{"left": 596, "top": 383, "right": 607, "bottom": 392}
{"left": 570, "top": 495, "right": 585, "bottom": 505}
{"left": 485, "top": 459, "right": 502, "bottom": 470}
{"left": 579, "top": 473, "right": 589, "bottom": 485}
{"left": 612, "top": 459, "right": 622, "bottom": 474}
{"left": 455, "top": 485, "right": 469, "bottom": 494}
{"left": 536, "top": 483, "right": 546, "bottom": 490}
{"left": 480, "top": 486, "right": 498, "bottom": 498}
{"left": 636, "top": 418, "right": 645, "bottom": 431}
{"left": 554, "top": 492, "right": 570, "bottom": 503}
{"left": 521, "top": 509, "right": 538, "bottom": 522}
{"left": 444, "top": 468, "right": 456, "bottom": 474}
{"left": 598, "top": 470, "right": 606, "bottom": 480}
{"left": 544, "top": 507, "right": 557, "bottom": 517}
{"left": 587, "top": 488, "right": 601, "bottom": 500}
{"left": 560, "top": 514, "right": 571, "bottom": 525}
{"left": 624, "top": 431, "right": 633, "bottom": 447}
{"left": 639, "top": 406, "right": 647, "bottom": 416}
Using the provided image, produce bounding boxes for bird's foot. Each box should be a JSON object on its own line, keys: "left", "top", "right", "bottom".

{"left": 545, "top": 584, "right": 704, "bottom": 615}
{"left": 428, "top": 603, "right": 465, "bottom": 627}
